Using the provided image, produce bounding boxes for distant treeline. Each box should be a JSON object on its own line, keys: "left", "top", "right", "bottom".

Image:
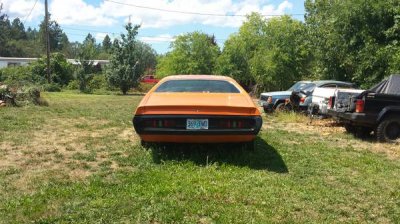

{"left": 157, "top": 0, "right": 400, "bottom": 91}
{"left": 1, "top": 1, "right": 400, "bottom": 92}
{"left": 0, "top": 4, "right": 112, "bottom": 60}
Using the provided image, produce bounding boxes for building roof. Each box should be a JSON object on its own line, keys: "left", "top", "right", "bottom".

{"left": 0, "top": 57, "right": 109, "bottom": 65}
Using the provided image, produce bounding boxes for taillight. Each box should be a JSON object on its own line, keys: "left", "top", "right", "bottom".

{"left": 143, "top": 119, "right": 176, "bottom": 128}
{"left": 267, "top": 97, "right": 272, "bottom": 104}
{"left": 355, "top": 99, "right": 365, "bottom": 113}
{"left": 328, "top": 97, "right": 333, "bottom": 109}
{"left": 163, "top": 120, "right": 176, "bottom": 128}
{"left": 300, "top": 97, "right": 306, "bottom": 104}
{"left": 219, "top": 120, "right": 249, "bottom": 129}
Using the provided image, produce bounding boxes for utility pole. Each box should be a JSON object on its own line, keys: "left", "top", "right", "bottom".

{"left": 44, "top": 0, "right": 51, "bottom": 83}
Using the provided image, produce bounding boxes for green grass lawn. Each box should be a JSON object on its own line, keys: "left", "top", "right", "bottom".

{"left": 0, "top": 92, "right": 399, "bottom": 223}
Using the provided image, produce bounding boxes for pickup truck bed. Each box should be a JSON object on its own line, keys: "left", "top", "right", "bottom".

{"left": 328, "top": 75, "right": 400, "bottom": 142}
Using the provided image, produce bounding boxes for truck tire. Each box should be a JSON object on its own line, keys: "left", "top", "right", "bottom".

{"left": 354, "top": 127, "right": 372, "bottom": 139}
{"left": 275, "top": 103, "right": 287, "bottom": 112}
{"left": 344, "top": 124, "right": 356, "bottom": 134}
{"left": 376, "top": 115, "right": 400, "bottom": 143}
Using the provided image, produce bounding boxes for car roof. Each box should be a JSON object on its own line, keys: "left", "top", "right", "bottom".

{"left": 312, "top": 80, "right": 354, "bottom": 86}
{"left": 162, "top": 75, "right": 234, "bottom": 81}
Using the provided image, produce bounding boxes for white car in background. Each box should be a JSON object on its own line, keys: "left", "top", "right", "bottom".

{"left": 309, "top": 87, "right": 364, "bottom": 116}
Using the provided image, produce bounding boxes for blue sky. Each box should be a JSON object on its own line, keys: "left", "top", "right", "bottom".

{"left": 1, "top": 0, "right": 305, "bottom": 54}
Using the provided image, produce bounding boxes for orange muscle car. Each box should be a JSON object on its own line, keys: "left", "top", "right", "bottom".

{"left": 133, "top": 75, "right": 262, "bottom": 146}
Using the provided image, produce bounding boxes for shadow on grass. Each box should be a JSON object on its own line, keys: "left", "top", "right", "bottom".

{"left": 150, "top": 137, "right": 288, "bottom": 173}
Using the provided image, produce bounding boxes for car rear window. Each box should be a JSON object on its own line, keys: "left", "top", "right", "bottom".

{"left": 155, "top": 80, "right": 240, "bottom": 93}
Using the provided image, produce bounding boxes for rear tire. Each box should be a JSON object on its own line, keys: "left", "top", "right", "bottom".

{"left": 376, "top": 116, "right": 400, "bottom": 143}
{"left": 354, "top": 127, "right": 372, "bottom": 139}
{"left": 344, "top": 124, "right": 356, "bottom": 134}
{"left": 275, "top": 103, "right": 287, "bottom": 112}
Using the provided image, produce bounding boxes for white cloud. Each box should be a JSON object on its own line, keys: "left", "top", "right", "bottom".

{"left": 0, "top": 0, "right": 44, "bottom": 22}
{"left": 1, "top": 0, "right": 294, "bottom": 28}
{"left": 95, "top": 32, "right": 107, "bottom": 41}
{"left": 139, "top": 34, "right": 175, "bottom": 43}
{"left": 50, "top": 0, "right": 115, "bottom": 26}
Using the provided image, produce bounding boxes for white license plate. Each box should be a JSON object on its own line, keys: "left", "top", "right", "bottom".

{"left": 186, "top": 119, "right": 208, "bottom": 130}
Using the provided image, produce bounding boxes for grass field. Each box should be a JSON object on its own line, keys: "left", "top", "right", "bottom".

{"left": 0, "top": 92, "right": 399, "bottom": 223}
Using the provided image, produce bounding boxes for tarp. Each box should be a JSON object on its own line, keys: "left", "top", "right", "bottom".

{"left": 369, "top": 74, "right": 400, "bottom": 95}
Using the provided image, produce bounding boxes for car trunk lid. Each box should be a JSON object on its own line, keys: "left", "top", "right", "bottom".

{"left": 136, "top": 93, "right": 259, "bottom": 115}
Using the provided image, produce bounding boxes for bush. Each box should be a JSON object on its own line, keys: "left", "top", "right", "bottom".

{"left": 135, "top": 83, "right": 155, "bottom": 93}
{"left": 0, "top": 66, "right": 42, "bottom": 87}
{"left": 26, "top": 87, "right": 48, "bottom": 106}
{"left": 31, "top": 53, "right": 73, "bottom": 86}
{"left": 88, "top": 74, "right": 108, "bottom": 90}
{"left": 42, "top": 83, "right": 61, "bottom": 92}
{"left": 66, "top": 80, "right": 79, "bottom": 90}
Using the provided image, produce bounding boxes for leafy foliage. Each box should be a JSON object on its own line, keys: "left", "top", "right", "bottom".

{"left": 305, "top": 0, "right": 400, "bottom": 88}
{"left": 31, "top": 53, "right": 73, "bottom": 86}
{"left": 216, "top": 14, "right": 310, "bottom": 92}
{"left": 156, "top": 32, "right": 220, "bottom": 77}
{"left": 106, "top": 23, "right": 157, "bottom": 94}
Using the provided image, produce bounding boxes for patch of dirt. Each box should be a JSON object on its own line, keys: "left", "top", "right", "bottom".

{"left": 0, "top": 117, "right": 136, "bottom": 191}
{"left": 264, "top": 117, "right": 400, "bottom": 160}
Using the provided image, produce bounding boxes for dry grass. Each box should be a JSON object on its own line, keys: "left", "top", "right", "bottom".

{"left": 0, "top": 118, "right": 139, "bottom": 195}
{"left": 264, "top": 112, "right": 400, "bottom": 160}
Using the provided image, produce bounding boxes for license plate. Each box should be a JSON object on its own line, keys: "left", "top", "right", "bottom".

{"left": 186, "top": 119, "right": 208, "bottom": 130}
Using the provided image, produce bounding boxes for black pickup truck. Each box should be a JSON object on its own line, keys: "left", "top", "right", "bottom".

{"left": 328, "top": 75, "right": 400, "bottom": 142}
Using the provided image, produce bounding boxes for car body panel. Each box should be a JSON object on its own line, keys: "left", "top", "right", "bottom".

{"left": 293, "top": 80, "right": 357, "bottom": 109}
{"left": 133, "top": 75, "right": 262, "bottom": 143}
{"left": 310, "top": 87, "right": 363, "bottom": 115}
{"left": 259, "top": 81, "right": 312, "bottom": 111}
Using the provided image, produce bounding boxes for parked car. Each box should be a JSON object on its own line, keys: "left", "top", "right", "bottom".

{"left": 141, "top": 75, "right": 159, "bottom": 84}
{"left": 328, "top": 75, "right": 400, "bottom": 142}
{"left": 259, "top": 81, "right": 312, "bottom": 112}
{"left": 290, "top": 80, "right": 357, "bottom": 112}
{"left": 133, "top": 75, "right": 262, "bottom": 149}
{"left": 307, "top": 87, "right": 363, "bottom": 116}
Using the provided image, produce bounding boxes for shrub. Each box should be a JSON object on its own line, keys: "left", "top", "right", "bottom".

{"left": 0, "top": 66, "right": 42, "bottom": 87}
{"left": 42, "top": 83, "right": 61, "bottom": 92}
{"left": 88, "top": 74, "right": 108, "bottom": 90}
{"left": 75, "top": 68, "right": 93, "bottom": 93}
{"left": 135, "top": 83, "right": 155, "bottom": 93}
{"left": 31, "top": 53, "right": 73, "bottom": 86}
{"left": 66, "top": 80, "right": 79, "bottom": 90}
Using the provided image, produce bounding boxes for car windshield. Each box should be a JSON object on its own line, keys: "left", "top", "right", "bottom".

{"left": 301, "top": 83, "right": 317, "bottom": 93}
{"left": 288, "top": 82, "right": 313, "bottom": 91}
{"left": 155, "top": 80, "right": 240, "bottom": 93}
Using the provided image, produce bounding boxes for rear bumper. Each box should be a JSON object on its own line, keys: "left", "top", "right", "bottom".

{"left": 140, "top": 134, "right": 256, "bottom": 143}
{"left": 133, "top": 115, "right": 262, "bottom": 143}
{"left": 327, "top": 110, "right": 377, "bottom": 127}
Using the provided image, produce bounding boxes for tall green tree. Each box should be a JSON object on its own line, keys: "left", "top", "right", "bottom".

{"left": 216, "top": 13, "right": 310, "bottom": 92}
{"left": 102, "top": 35, "right": 112, "bottom": 53}
{"left": 305, "top": 0, "right": 400, "bottom": 88}
{"left": 39, "top": 17, "right": 65, "bottom": 52}
{"left": 156, "top": 32, "right": 220, "bottom": 77}
{"left": 75, "top": 34, "right": 97, "bottom": 92}
{"left": 11, "top": 18, "right": 27, "bottom": 40}
{"left": 107, "top": 23, "right": 157, "bottom": 94}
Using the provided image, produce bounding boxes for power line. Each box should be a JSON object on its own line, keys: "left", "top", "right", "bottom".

{"left": 23, "top": 0, "right": 38, "bottom": 24}
{"left": 64, "top": 32, "right": 176, "bottom": 42}
{"left": 63, "top": 27, "right": 227, "bottom": 42}
{"left": 104, "top": 0, "right": 304, "bottom": 17}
